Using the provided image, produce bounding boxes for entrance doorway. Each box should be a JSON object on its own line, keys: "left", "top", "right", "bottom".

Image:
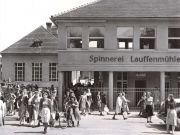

{"left": 135, "top": 80, "right": 146, "bottom": 105}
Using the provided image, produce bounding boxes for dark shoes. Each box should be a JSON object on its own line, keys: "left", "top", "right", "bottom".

{"left": 147, "top": 121, "right": 152, "bottom": 123}
{"left": 43, "top": 129, "right": 47, "bottom": 134}
{"left": 77, "top": 121, "right": 80, "bottom": 127}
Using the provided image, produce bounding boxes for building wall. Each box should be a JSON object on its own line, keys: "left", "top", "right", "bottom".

{"left": 57, "top": 19, "right": 180, "bottom": 72}
{"left": 1, "top": 54, "right": 58, "bottom": 87}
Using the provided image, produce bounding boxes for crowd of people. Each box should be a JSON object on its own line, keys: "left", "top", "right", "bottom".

{"left": 0, "top": 82, "right": 179, "bottom": 135}
{"left": 138, "top": 91, "right": 178, "bottom": 135}
{"left": 0, "top": 82, "right": 110, "bottom": 134}
{"left": 0, "top": 83, "right": 59, "bottom": 134}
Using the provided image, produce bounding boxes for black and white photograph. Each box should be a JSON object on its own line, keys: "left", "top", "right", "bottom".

{"left": 0, "top": 0, "right": 180, "bottom": 134}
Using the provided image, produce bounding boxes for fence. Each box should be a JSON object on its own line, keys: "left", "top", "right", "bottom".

{"left": 78, "top": 87, "right": 180, "bottom": 111}
{"left": 113, "top": 88, "right": 161, "bottom": 111}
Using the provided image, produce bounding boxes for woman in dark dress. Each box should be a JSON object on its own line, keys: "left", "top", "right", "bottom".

{"left": 145, "top": 92, "right": 154, "bottom": 123}
{"left": 39, "top": 91, "right": 51, "bottom": 134}
{"left": 18, "top": 89, "right": 28, "bottom": 126}
{"left": 137, "top": 92, "right": 146, "bottom": 116}
{"left": 66, "top": 96, "right": 81, "bottom": 127}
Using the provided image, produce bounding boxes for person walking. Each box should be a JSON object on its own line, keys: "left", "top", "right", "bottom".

{"left": 67, "top": 96, "right": 81, "bottom": 127}
{"left": 97, "top": 91, "right": 102, "bottom": 115}
{"left": 79, "top": 91, "right": 87, "bottom": 115}
{"left": 27, "top": 91, "right": 34, "bottom": 126}
{"left": 8, "top": 93, "right": 16, "bottom": 115}
{"left": 101, "top": 93, "right": 109, "bottom": 115}
{"left": 63, "top": 90, "right": 70, "bottom": 111}
{"left": 137, "top": 92, "right": 147, "bottom": 116}
{"left": 39, "top": 91, "right": 51, "bottom": 134}
{"left": 145, "top": 92, "right": 154, "bottom": 123}
{"left": 121, "top": 92, "right": 130, "bottom": 115}
{"left": 166, "top": 94, "right": 177, "bottom": 135}
{"left": 49, "top": 92, "right": 58, "bottom": 127}
{"left": 112, "top": 93, "right": 127, "bottom": 120}
{"left": 31, "top": 91, "right": 41, "bottom": 127}
{"left": 18, "top": 89, "right": 28, "bottom": 126}
{"left": 86, "top": 89, "right": 92, "bottom": 114}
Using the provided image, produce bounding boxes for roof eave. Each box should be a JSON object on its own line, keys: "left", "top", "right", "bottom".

{"left": 50, "top": 16, "right": 180, "bottom": 23}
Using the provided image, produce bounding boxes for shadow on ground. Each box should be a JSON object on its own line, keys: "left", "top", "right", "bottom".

{"left": 14, "top": 131, "right": 43, "bottom": 134}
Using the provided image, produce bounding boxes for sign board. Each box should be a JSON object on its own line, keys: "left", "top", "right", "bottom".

{"left": 58, "top": 50, "right": 180, "bottom": 71}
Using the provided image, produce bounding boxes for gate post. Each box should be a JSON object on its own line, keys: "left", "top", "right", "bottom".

{"left": 160, "top": 71, "right": 165, "bottom": 103}
{"left": 108, "top": 71, "right": 113, "bottom": 110}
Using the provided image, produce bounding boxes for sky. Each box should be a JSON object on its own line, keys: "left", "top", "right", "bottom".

{"left": 0, "top": 0, "right": 96, "bottom": 52}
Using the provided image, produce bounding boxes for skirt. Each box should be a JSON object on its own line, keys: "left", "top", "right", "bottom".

{"left": 146, "top": 105, "right": 153, "bottom": 117}
{"left": 41, "top": 108, "right": 50, "bottom": 123}
{"left": 166, "top": 109, "right": 177, "bottom": 126}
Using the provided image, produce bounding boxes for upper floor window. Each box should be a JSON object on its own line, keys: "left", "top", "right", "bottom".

{"left": 67, "top": 27, "right": 82, "bottom": 48}
{"left": 89, "top": 27, "right": 105, "bottom": 48}
{"left": 49, "top": 63, "right": 58, "bottom": 81}
{"left": 117, "top": 27, "right": 133, "bottom": 49}
{"left": 168, "top": 28, "right": 180, "bottom": 49}
{"left": 140, "top": 27, "right": 156, "bottom": 49}
{"left": 15, "top": 63, "right": 25, "bottom": 81}
{"left": 32, "top": 63, "right": 42, "bottom": 81}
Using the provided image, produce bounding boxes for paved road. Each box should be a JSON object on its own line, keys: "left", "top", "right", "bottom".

{"left": 0, "top": 112, "right": 179, "bottom": 135}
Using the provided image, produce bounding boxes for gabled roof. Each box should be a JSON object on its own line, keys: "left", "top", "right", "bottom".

{"left": 1, "top": 26, "right": 58, "bottom": 54}
{"left": 51, "top": 0, "right": 180, "bottom": 20}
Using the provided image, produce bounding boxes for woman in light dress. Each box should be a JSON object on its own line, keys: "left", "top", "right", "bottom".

{"left": 121, "top": 92, "right": 130, "bottom": 115}
{"left": 112, "top": 93, "right": 127, "bottom": 120}
{"left": 97, "top": 91, "right": 102, "bottom": 115}
{"left": 79, "top": 91, "right": 87, "bottom": 115}
{"left": 166, "top": 94, "right": 177, "bottom": 135}
{"left": 39, "top": 91, "right": 51, "bottom": 134}
{"left": 31, "top": 91, "right": 41, "bottom": 127}
{"left": 86, "top": 89, "right": 92, "bottom": 114}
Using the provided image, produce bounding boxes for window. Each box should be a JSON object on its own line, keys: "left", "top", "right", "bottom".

{"left": 117, "top": 72, "right": 128, "bottom": 89}
{"left": 117, "top": 27, "right": 133, "bottom": 49}
{"left": 168, "top": 28, "right": 180, "bottom": 49}
{"left": 67, "top": 27, "right": 82, "bottom": 48}
{"left": 32, "top": 63, "right": 42, "bottom": 81}
{"left": 140, "top": 27, "right": 156, "bottom": 49}
{"left": 15, "top": 63, "right": 25, "bottom": 81}
{"left": 49, "top": 63, "right": 58, "bottom": 81}
{"left": 89, "top": 27, "right": 105, "bottom": 48}
{"left": 31, "top": 39, "right": 42, "bottom": 47}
